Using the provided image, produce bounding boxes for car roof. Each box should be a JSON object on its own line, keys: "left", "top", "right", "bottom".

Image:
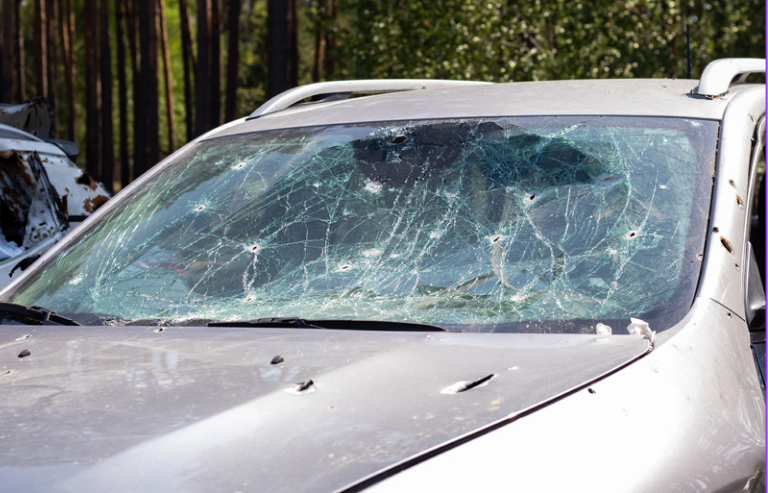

{"left": 210, "top": 78, "right": 759, "bottom": 139}
{"left": 0, "top": 122, "right": 43, "bottom": 142}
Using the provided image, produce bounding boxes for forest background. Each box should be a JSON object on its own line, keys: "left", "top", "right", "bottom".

{"left": 0, "top": 0, "right": 764, "bottom": 192}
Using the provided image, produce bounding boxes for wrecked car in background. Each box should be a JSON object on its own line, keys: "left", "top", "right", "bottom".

{"left": 0, "top": 98, "right": 110, "bottom": 286}
{"left": 0, "top": 59, "right": 764, "bottom": 492}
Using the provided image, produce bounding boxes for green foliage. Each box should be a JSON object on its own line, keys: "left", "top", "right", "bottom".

{"left": 237, "top": 1, "right": 269, "bottom": 118}
{"left": 334, "top": 0, "right": 765, "bottom": 82}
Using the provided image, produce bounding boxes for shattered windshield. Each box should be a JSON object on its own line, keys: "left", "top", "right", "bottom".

{"left": 5, "top": 117, "right": 717, "bottom": 333}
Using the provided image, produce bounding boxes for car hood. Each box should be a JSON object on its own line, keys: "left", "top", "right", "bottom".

{"left": 0, "top": 325, "right": 650, "bottom": 492}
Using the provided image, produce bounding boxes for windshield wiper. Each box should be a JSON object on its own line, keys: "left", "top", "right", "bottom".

{"left": 208, "top": 317, "right": 447, "bottom": 332}
{"left": 0, "top": 302, "right": 82, "bottom": 326}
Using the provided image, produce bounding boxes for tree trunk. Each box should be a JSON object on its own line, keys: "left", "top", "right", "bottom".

{"left": 323, "top": 0, "right": 336, "bottom": 78}
{"left": 312, "top": 0, "right": 323, "bottom": 82}
{"left": 210, "top": 0, "right": 221, "bottom": 129}
{"left": 84, "top": 0, "right": 100, "bottom": 179}
{"left": 224, "top": 0, "right": 240, "bottom": 121}
{"left": 195, "top": 0, "right": 211, "bottom": 136}
{"left": 266, "top": 0, "right": 285, "bottom": 98}
{"left": 158, "top": 0, "right": 176, "bottom": 154}
{"left": 289, "top": 0, "right": 298, "bottom": 84}
{"left": 130, "top": 0, "right": 142, "bottom": 181}
{"left": 2, "top": 0, "right": 14, "bottom": 102}
{"left": 59, "top": 0, "right": 76, "bottom": 141}
{"left": 34, "top": 0, "right": 48, "bottom": 99}
{"left": 126, "top": 0, "right": 139, "bottom": 77}
{"left": 267, "top": 0, "right": 298, "bottom": 98}
{"left": 100, "top": 0, "right": 114, "bottom": 192}
{"left": 116, "top": 0, "right": 130, "bottom": 188}
{"left": 179, "top": 0, "right": 195, "bottom": 141}
{"left": 45, "top": 0, "right": 58, "bottom": 129}
{"left": 134, "top": 0, "right": 159, "bottom": 177}
{"left": 67, "top": 0, "right": 76, "bottom": 117}
{"left": 14, "top": 0, "right": 24, "bottom": 102}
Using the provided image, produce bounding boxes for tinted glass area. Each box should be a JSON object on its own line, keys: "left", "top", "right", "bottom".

{"left": 6, "top": 117, "right": 717, "bottom": 333}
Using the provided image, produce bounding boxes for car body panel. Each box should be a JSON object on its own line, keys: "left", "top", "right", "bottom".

{"left": 364, "top": 298, "right": 765, "bottom": 493}
{"left": 212, "top": 80, "right": 740, "bottom": 139}
{"left": 696, "top": 88, "right": 765, "bottom": 317}
{"left": 0, "top": 328, "right": 648, "bottom": 493}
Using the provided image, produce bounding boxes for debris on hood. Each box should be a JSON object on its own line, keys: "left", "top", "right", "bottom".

{"left": 595, "top": 323, "right": 613, "bottom": 335}
{"left": 627, "top": 318, "right": 655, "bottom": 343}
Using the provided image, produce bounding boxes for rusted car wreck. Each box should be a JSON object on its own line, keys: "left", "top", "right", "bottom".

{"left": 0, "top": 98, "right": 110, "bottom": 285}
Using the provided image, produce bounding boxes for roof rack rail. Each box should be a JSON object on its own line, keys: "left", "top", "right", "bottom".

{"left": 691, "top": 58, "right": 766, "bottom": 99}
{"left": 247, "top": 79, "right": 492, "bottom": 119}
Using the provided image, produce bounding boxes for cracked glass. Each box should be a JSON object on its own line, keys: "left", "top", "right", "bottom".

{"left": 6, "top": 116, "right": 717, "bottom": 333}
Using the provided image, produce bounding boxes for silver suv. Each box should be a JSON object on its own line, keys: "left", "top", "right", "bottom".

{"left": 0, "top": 58, "right": 764, "bottom": 492}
